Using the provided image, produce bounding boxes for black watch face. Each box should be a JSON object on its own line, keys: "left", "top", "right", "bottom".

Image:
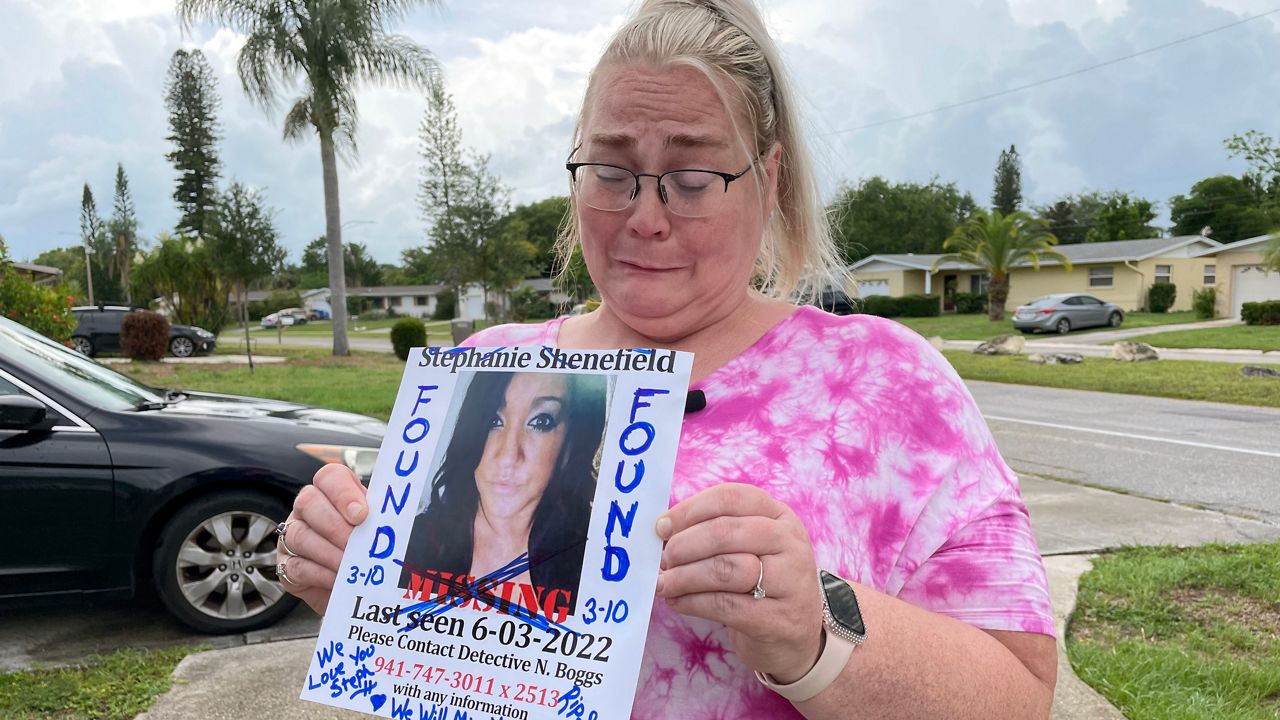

{"left": 820, "top": 570, "right": 866, "bottom": 636}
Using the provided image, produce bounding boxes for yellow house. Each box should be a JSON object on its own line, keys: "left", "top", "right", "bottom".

{"left": 849, "top": 236, "right": 1233, "bottom": 314}
{"left": 1191, "top": 234, "right": 1280, "bottom": 318}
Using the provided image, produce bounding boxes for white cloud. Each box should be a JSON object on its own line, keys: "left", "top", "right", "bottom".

{"left": 1, "top": 0, "right": 1278, "bottom": 264}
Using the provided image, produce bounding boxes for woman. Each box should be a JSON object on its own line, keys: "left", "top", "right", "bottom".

{"left": 398, "top": 371, "right": 606, "bottom": 612}
{"left": 278, "top": 0, "right": 1058, "bottom": 717}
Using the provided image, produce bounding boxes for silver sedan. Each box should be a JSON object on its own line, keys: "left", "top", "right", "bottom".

{"left": 1012, "top": 293, "right": 1125, "bottom": 334}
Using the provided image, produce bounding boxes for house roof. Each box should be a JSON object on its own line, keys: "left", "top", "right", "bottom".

{"left": 12, "top": 261, "right": 63, "bottom": 277}
{"left": 850, "top": 235, "right": 1218, "bottom": 272}
{"left": 1191, "top": 232, "right": 1279, "bottom": 257}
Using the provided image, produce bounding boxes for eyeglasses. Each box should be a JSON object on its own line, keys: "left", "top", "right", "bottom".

{"left": 565, "top": 149, "right": 757, "bottom": 219}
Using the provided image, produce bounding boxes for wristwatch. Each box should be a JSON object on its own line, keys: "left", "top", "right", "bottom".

{"left": 754, "top": 570, "right": 866, "bottom": 703}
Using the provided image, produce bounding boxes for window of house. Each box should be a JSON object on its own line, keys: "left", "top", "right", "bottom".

{"left": 414, "top": 296, "right": 428, "bottom": 306}
{"left": 969, "top": 273, "right": 990, "bottom": 294}
{"left": 1203, "top": 264, "right": 1216, "bottom": 285}
{"left": 1088, "top": 266, "right": 1114, "bottom": 288}
{"left": 1154, "top": 265, "right": 1172, "bottom": 284}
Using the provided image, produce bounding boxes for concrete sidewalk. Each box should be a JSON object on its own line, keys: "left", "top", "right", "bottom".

{"left": 1025, "top": 318, "right": 1242, "bottom": 346}
{"left": 942, "top": 339, "right": 1280, "bottom": 365}
{"left": 136, "top": 474, "right": 1280, "bottom": 720}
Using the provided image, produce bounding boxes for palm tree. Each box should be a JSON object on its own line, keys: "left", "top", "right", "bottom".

{"left": 932, "top": 210, "right": 1071, "bottom": 321}
{"left": 1264, "top": 232, "right": 1280, "bottom": 272}
{"left": 176, "top": 0, "right": 440, "bottom": 355}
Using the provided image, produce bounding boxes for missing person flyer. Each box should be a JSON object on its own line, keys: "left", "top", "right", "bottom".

{"left": 300, "top": 345, "right": 693, "bottom": 720}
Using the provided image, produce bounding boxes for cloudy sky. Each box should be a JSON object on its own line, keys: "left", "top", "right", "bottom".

{"left": 2, "top": 0, "right": 1278, "bottom": 265}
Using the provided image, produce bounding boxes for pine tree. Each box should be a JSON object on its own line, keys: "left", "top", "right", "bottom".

{"left": 78, "top": 183, "right": 103, "bottom": 305}
{"left": 109, "top": 163, "right": 139, "bottom": 301}
{"left": 416, "top": 80, "right": 531, "bottom": 321}
{"left": 417, "top": 79, "right": 477, "bottom": 311}
{"left": 992, "top": 144, "right": 1023, "bottom": 216}
{"left": 164, "top": 49, "right": 222, "bottom": 237}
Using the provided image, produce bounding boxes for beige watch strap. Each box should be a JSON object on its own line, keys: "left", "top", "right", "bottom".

{"left": 753, "top": 626, "right": 856, "bottom": 703}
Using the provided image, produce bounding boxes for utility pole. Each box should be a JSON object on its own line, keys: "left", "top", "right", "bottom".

{"left": 59, "top": 230, "right": 95, "bottom": 305}
{"left": 83, "top": 244, "right": 96, "bottom": 306}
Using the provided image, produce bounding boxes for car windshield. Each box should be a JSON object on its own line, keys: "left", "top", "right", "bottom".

{"left": 0, "top": 319, "right": 165, "bottom": 411}
{"left": 1026, "top": 296, "right": 1063, "bottom": 308}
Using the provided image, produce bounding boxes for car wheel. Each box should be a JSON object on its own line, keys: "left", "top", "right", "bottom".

{"left": 170, "top": 336, "right": 196, "bottom": 358}
{"left": 1056, "top": 318, "right": 1071, "bottom": 334}
{"left": 153, "top": 491, "right": 299, "bottom": 634}
{"left": 1109, "top": 312, "right": 1123, "bottom": 328}
{"left": 71, "top": 336, "right": 95, "bottom": 356}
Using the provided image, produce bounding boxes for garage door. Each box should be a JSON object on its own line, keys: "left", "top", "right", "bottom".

{"left": 1232, "top": 264, "right": 1280, "bottom": 318}
{"left": 858, "top": 279, "right": 889, "bottom": 297}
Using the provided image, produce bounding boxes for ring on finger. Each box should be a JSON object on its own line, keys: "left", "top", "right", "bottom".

{"left": 751, "top": 556, "right": 766, "bottom": 600}
{"left": 277, "top": 556, "right": 297, "bottom": 586}
{"left": 276, "top": 520, "right": 299, "bottom": 557}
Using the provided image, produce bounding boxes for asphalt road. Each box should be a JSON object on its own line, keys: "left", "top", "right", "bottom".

{"left": 967, "top": 380, "right": 1280, "bottom": 524}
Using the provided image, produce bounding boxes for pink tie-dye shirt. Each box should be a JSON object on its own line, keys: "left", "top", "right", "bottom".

{"left": 465, "top": 305, "right": 1054, "bottom": 718}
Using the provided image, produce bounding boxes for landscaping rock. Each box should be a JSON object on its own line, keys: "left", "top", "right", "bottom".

{"left": 1241, "top": 365, "right": 1280, "bottom": 379}
{"left": 926, "top": 335, "right": 945, "bottom": 351}
{"left": 1029, "top": 352, "right": 1084, "bottom": 365}
{"left": 973, "top": 334, "right": 1025, "bottom": 356}
{"left": 1111, "top": 341, "right": 1159, "bottom": 362}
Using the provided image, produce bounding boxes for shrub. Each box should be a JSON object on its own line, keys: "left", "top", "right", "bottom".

{"left": 509, "top": 286, "right": 552, "bottom": 322}
{"left": 1192, "top": 287, "right": 1216, "bottom": 320}
{"left": 390, "top": 317, "right": 427, "bottom": 360}
{"left": 0, "top": 273, "right": 77, "bottom": 342}
{"left": 954, "top": 292, "right": 987, "bottom": 314}
{"left": 853, "top": 294, "right": 941, "bottom": 318}
{"left": 432, "top": 291, "right": 456, "bottom": 321}
{"left": 898, "top": 294, "right": 942, "bottom": 317}
{"left": 1147, "top": 282, "right": 1177, "bottom": 313}
{"left": 120, "top": 311, "right": 170, "bottom": 361}
{"left": 1241, "top": 300, "right": 1280, "bottom": 326}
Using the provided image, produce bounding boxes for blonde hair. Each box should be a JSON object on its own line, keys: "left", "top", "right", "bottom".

{"left": 556, "top": 0, "right": 847, "bottom": 300}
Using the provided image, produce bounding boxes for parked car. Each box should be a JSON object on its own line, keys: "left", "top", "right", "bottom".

{"left": 0, "top": 315, "right": 384, "bottom": 633}
{"left": 71, "top": 305, "right": 217, "bottom": 358}
{"left": 279, "top": 307, "right": 309, "bottom": 325}
{"left": 1012, "top": 293, "right": 1125, "bottom": 334}
{"left": 260, "top": 311, "right": 296, "bottom": 329}
{"left": 815, "top": 289, "right": 857, "bottom": 315}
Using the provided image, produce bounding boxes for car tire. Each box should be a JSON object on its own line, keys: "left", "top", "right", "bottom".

{"left": 71, "top": 336, "right": 95, "bottom": 356}
{"left": 1056, "top": 318, "right": 1071, "bottom": 334}
{"left": 1109, "top": 312, "right": 1123, "bottom": 328}
{"left": 153, "top": 491, "right": 300, "bottom": 634}
{"left": 170, "top": 336, "right": 196, "bottom": 358}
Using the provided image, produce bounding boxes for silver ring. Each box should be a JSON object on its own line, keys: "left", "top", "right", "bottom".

{"left": 277, "top": 557, "right": 296, "bottom": 586}
{"left": 276, "top": 520, "right": 298, "bottom": 557}
{"left": 752, "top": 557, "right": 766, "bottom": 600}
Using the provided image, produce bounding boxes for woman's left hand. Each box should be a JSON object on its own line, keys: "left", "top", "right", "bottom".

{"left": 656, "top": 482, "right": 824, "bottom": 682}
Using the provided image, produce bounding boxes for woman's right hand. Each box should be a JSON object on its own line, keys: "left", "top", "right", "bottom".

{"left": 278, "top": 463, "right": 369, "bottom": 614}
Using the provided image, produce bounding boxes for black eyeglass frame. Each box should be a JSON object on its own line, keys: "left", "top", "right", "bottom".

{"left": 564, "top": 147, "right": 758, "bottom": 210}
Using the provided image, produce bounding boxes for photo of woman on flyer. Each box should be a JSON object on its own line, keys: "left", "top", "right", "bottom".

{"left": 399, "top": 371, "right": 607, "bottom": 616}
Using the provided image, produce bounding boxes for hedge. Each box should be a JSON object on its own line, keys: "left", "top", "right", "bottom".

{"left": 1241, "top": 300, "right": 1280, "bottom": 326}
{"left": 0, "top": 272, "right": 77, "bottom": 342}
{"left": 855, "top": 294, "right": 941, "bottom": 318}
{"left": 954, "top": 292, "right": 987, "bottom": 314}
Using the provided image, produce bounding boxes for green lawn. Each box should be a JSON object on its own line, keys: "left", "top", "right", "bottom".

{"left": 122, "top": 350, "right": 405, "bottom": 421}
{"left": 0, "top": 647, "right": 198, "bottom": 720}
{"left": 896, "top": 311, "right": 1197, "bottom": 341}
{"left": 1068, "top": 542, "right": 1280, "bottom": 720}
{"left": 1124, "top": 324, "right": 1280, "bottom": 352}
{"left": 942, "top": 351, "right": 1280, "bottom": 408}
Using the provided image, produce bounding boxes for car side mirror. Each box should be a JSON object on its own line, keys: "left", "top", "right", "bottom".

{"left": 0, "top": 396, "right": 49, "bottom": 431}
